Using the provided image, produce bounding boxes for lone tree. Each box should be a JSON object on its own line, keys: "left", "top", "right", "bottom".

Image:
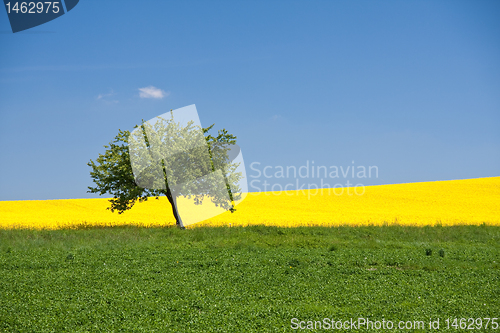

{"left": 88, "top": 113, "right": 243, "bottom": 228}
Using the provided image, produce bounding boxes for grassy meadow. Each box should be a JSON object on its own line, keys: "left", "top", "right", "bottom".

{"left": 0, "top": 225, "right": 499, "bottom": 332}
{"left": 1, "top": 177, "right": 499, "bottom": 331}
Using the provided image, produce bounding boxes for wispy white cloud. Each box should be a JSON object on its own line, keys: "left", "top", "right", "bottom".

{"left": 96, "top": 89, "right": 118, "bottom": 104}
{"left": 97, "top": 90, "right": 114, "bottom": 100}
{"left": 139, "top": 86, "right": 169, "bottom": 99}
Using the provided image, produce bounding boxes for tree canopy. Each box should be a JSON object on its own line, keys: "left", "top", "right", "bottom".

{"left": 88, "top": 112, "right": 243, "bottom": 228}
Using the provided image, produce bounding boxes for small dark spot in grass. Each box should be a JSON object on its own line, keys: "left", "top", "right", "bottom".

{"left": 385, "top": 260, "right": 400, "bottom": 267}
{"left": 439, "top": 249, "right": 445, "bottom": 257}
{"left": 425, "top": 249, "right": 432, "bottom": 256}
{"left": 328, "top": 245, "right": 337, "bottom": 251}
{"left": 423, "top": 265, "right": 438, "bottom": 271}
{"left": 288, "top": 259, "right": 300, "bottom": 267}
{"left": 66, "top": 253, "right": 74, "bottom": 261}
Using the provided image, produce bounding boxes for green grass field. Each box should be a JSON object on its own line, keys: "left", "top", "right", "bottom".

{"left": 1, "top": 225, "right": 499, "bottom": 332}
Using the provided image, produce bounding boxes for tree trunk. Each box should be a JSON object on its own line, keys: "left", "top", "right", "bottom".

{"left": 165, "top": 187, "right": 184, "bottom": 229}
{"left": 161, "top": 159, "right": 184, "bottom": 229}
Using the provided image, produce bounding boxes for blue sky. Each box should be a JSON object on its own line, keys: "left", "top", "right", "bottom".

{"left": 1, "top": 0, "right": 499, "bottom": 200}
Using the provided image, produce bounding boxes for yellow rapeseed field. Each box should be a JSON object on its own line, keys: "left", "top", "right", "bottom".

{"left": 0, "top": 177, "right": 499, "bottom": 230}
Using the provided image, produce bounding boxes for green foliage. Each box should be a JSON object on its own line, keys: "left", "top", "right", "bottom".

{"left": 88, "top": 118, "right": 241, "bottom": 224}
{"left": 87, "top": 128, "right": 157, "bottom": 213}
{"left": 0, "top": 226, "right": 499, "bottom": 332}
